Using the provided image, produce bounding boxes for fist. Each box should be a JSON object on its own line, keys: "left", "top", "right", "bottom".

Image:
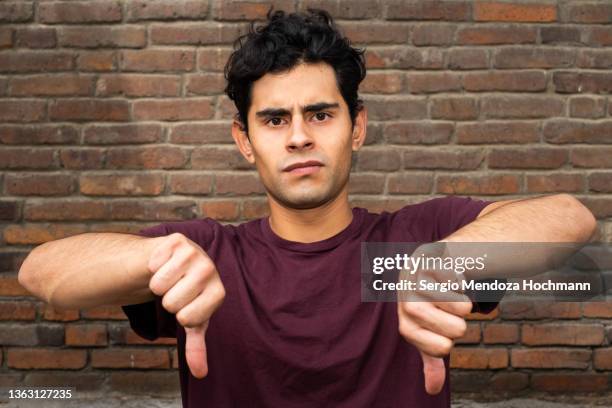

{"left": 147, "top": 232, "right": 225, "bottom": 379}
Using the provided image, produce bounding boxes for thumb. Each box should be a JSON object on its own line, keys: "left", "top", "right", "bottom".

{"left": 185, "top": 322, "right": 209, "bottom": 379}
{"left": 420, "top": 351, "right": 446, "bottom": 395}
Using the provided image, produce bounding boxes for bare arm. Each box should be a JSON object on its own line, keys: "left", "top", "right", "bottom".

{"left": 18, "top": 232, "right": 163, "bottom": 310}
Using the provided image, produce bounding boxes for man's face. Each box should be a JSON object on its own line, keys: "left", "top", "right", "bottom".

{"left": 233, "top": 62, "right": 366, "bottom": 210}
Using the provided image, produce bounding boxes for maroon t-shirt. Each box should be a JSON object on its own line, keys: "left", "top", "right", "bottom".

{"left": 122, "top": 195, "right": 499, "bottom": 407}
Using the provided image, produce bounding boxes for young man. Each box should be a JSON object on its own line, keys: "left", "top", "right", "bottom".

{"left": 19, "top": 9, "right": 596, "bottom": 408}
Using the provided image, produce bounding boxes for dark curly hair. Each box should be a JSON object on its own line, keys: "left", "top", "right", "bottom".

{"left": 224, "top": 8, "right": 366, "bottom": 134}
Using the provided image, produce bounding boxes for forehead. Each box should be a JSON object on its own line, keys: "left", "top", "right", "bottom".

{"left": 249, "top": 62, "right": 343, "bottom": 112}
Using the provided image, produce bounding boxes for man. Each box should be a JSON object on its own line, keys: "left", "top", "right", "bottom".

{"left": 18, "top": 9, "right": 596, "bottom": 408}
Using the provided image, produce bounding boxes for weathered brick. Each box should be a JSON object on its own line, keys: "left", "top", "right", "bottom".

{"left": 554, "top": 71, "right": 612, "bottom": 94}
{"left": 299, "top": 0, "right": 379, "bottom": 19}
{"left": 447, "top": 48, "right": 488, "bottom": 70}
{"left": 482, "top": 96, "right": 564, "bottom": 118}
{"left": 81, "top": 305, "right": 128, "bottom": 320}
{"left": 488, "top": 148, "right": 567, "bottom": 169}
{"left": 494, "top": 47, "right": 574, "bottom": 69}
{"left": 24, "top": 200, "right": 108, "bottom": 221}
{"left": 133, "top": 98, "right": 214, "bottom": 121}
{"left": 50, "top": 99, "right": 129, "bottom": 122}
{"left": 109, "top": 200, "right": 196, "bottom": 221}
{"left": 191, "top": 147, "right": 253, "bottom": 170}
{"left": 589, "top": 172, "right": 612, "bottom": 193}
{"left": 544, "top": 120, "right": 612, "bottom": 144}
{"left": 412, "top": 24, "right": 455, "bottom": 46}
{"left": 5, "top": 173, "right": 74, "bottom": 196}
{"left": 356, "top": 148, "right": 401, "bottom": 171}
{"left": 60, "top": 148, "right": 105, "bottom": 170}
{"left": 213, "top": 0, "right": 295, "bottom": 21}
{"left": 531, "top": 373, "right": 608, "bottom": 392}
{"left": 0, "top": 51, "right": 74, "bottom": 73}
{"left": 387, "top": 173, "right": 432, "bottom": 195}
{"left": 40, "top": 304, "right": 80, "bottom": 322}
{"left": 39, "top": 1, "right": 122, "bottom": 24}
{"left": 3, "top": 224, "right": 87, "bottom": 245}
{"left": 526, "top": 173, "right": 585, "bottom": 193}
{"left": 65, "top": 324, "right": 108, "bottom": 346}
{"left": 92, "top": 348, "right": 170, "bottom": 368}
{"left": 108, "top": 324, "right": 176, "bottom": 345}
{"left": 7, "top": 348, "right": 87, "bottom": 369}
{"left": 168, "top": 173, "right": 214, "bottom": 195}
{"left": 566, "top": 2, "right": 612, "bottom": 24}
{"left": 585, "top": 26, "right": 612, "bottom": 47}
{"left": 106, "top": 146, "right": 188, "bottom": 169}
{"left": 385, "top": 1, "right": 470, "bottom": 21}
{"left": 338, "top": 22, "right": 411, "bottom": 44}
{"left": 121, "top": 49, "right": 195, "bottom": 72}
{"left": 0, "top": 200, "right": 21, "bottom": 221}
{"left": 511, "top": 348, "right": 591, "bottom": 369}
{"left": 577, "top": 49, "right": 612, "bottom": 69}
{"left": 385, "top": 122, "right": 453, "bottom": 145}
{"left": 97, "top": 74, "right": 180, "bottom": 97}
{"left": 569, "top": 97, "right": 607, "bottom": 119}
{"left": 170, "top": 122, "right": 233, "bottom": 144}
{"left": 450, "top": 347, "right": 508, "bottom": 369}
{"left": 0, "top": 2, "right": 33, "bottom": 22}
{"left": 348, "top": 173, "right": 386, "bottom": 194}
{"left": 108, "top": 372, "right": 180, "bottom": 395}
{"left": 241, "top": 198, "right": 270, "bottom": 219}
{"left": 84, "top": 124, "right": 163, "bottom": 145}
{"left": 0, "top": 148, "right": 56, "bottom": 169}
{"left": 436, "top": 174, "right": 520, "bottom": 195}
{"left": 24, "top": 372, "right": 104, "bottom": 391}
{"left": 58, "top": 26, "right": 146, "bottom": 49}
{"left": 78, "top": 51, "right": 117, "bottom": 72}
{"left": 463, "top": 71, "right": 546, "bottom": 92}
{"left": 365, "top": 46, "right": 442, "bottom": 70}
{"left": 483, "top": 323, "right": 519, "bottom": 344}
{"left": 197, "top": 48, "right": 233, "bottom": 72}
{"left": 0, "top": 125, "right": 79, "bottom": 145}
{"left": 200, "top": 200, "right": 239, "bottom": 221}
{"left": 0, "top": 301, "right": 36, "bottom": 320}
{"left": 151, "top": 22, "right": 247, "bottom": 45}
{"left": 474, "top": 2, "right": 556, "bottom": 22}
{"left": 522, "top": 323, "right": 604, "bottom": 346}
{"left": 455, "top": 323, "right": 481, "bottom": 345}
{"left": 0, "top": 275, "right": 31, "bottom": 296}
{"left": 457, "top": 26, "right": 537, "bottom": 45}
{"left": 360, "top": 72, "right": 405, "bottom": 94}
{"left": 430, "top": 97, "right": 478, "bottom": 120}
{"left": 0, "top": 324, "right": 64, "bottom": 346}
{"left": 593, "top": 347, "right": 612, "bottom": 370}
{"left": 0, "top": 100, "right": 46, "bottom": 122}
{"left": 490, "top": 372, "right": 529, "bottom": 392}
{"left": 406, "top": 72, "right": 461, "bottom": 94}
{"left": 0, "top": 27, "right": 12, "bottom": 48}
{"left": 541, "top": 26, "right": 582, "bottom": 45}
{"left": 80, "top": 173, "right": 165, "bottom": 196}
{"left": 583, "top": 302, "right": 612, "bottom": 318}
{"left": 403, "top": 148, "right": 484, "bottom": 170}
{"left": 571, "top": 147, "right": 612, "bottom": 168}
{"left": 215, "top": 173, "right": 265, "bottom": 195}
{"left": 456, "top": 122, "right": 539, "bottom": 144}
{"left": 127, "top": 0, "right": 209, "bottom": 21}
{"left": 15, "top": 27, "right": 56, "bottom": 48}
{"left": 10, "top": 74, "right": 95, "bottom": 96}
{"left": 500, "top": 300, "right": 582, "bottom": 320}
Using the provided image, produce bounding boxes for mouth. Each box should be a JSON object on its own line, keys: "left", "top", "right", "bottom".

{"left": 283, "top": 160, "right": 324, "bottom": 175}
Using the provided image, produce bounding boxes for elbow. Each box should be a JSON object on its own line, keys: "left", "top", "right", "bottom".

{"left": 558, "top": 194, "right": 598, "bottom": 242}
{"left": 18, "top": 246, "right": 53, "bottom": 304}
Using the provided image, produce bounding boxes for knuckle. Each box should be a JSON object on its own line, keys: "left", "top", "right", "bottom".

{"left": 162, "top": 295, "right": 178, "bottom": 314}
{"left": 176, "top": 310, "right": 194, "bottom": 327}
{"left": 453, "top": 320, "right": 467, "bottom": 339}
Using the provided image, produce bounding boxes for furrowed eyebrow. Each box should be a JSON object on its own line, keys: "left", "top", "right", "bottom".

{"left": 255, "top": 102, "right": 340, "bottom": 118}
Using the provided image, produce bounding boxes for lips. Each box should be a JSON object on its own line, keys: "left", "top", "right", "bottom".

{"left": 283, "top": 160, "right": 324, "bottom": 172}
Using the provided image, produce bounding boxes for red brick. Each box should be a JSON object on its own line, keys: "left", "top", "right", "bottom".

{"left": 456, "top": 122, "right": 539, "bottom": 144}
{"left": 60, "top": 148, "right": 105, "bottom": 170}
{"left": 338, "top": 22, "right": 411, "bottom": 44}
{"left": 583, "top": 302, "right": 612, "bottom": 318}
{"left": 554, "top": 71, "right": 612, "bottom": 94}
{"left": 430, "top": 97, "right": 478, "bottom": 120}
{"left": 0, "top": 275, "right": 30, "bottom": 296}
{"left": 569, "top": 97, "right": 607, "bottom": 119}
{"left": 586, "top": 27, "right": 612, "bottom": 47}
{"left": 577, "top": 49, "right": 612, "bottom": 69}
{"left": 10, "top": 74, "right": 95, "bottom": 96}
{"left": 58, "top": 26, "right": 146, "bottom": 48}
{"left": 544, "top": 120, "right": 612, "bottom": 144}
{"left": 50, "top": 99, "right": 129, "bottom": 121}
{"left": 170, "top": 122, "right": 233, "bottom": 144}
{"left": 447, "top": 48, "right": 488, "bottom": 70}
{"left": 386, "top": 173, "right": 433, "bottom": 194}
{"left": 78, "top": 51, "right": 117, "bottom": 72}
{"left": 196, "top": 48, "right": 232, "bottom": 72}
{"left": 106, "top": 146, "right": 188, "bottom": 169}
{"left": 406, "top": 72, "right": 461, "bottom": 94}
{"left": 490, "top": 372, "right": 529, "bottom": 392}
{"left": 65, "top": 324, "right": 108, "bottom": 346}
{"left": 151, "top": 22, "right": 247, "bottom": 45}
{"left": 83, "top": 124, "right": 162, "bottom": 145}
{"left": 526, "top": 173, "right": 585, "bottom": 193}
{"left": 474, "top": 2, "right": 556, "bottom": 22}
{"left": 455, "top": 323, "right": 481, "bottom": 345}
{"left": 385, "top": 1, "right": 470, "bottom": 21}
{"left": 191, "top": 147, "right": 254, "bottom": 170}
{"left": 121, "top": 49, "right": 195, "bottom": 72}
{"left": 0, "top": 300, "right": 36, "bottom": 320}
{"left": 494, "top": 47, "right": 574, "bottom": 69}
{"left": 24, "top": 200, "right": 108, "bottom": 221}
{"left": 0, "top": 2, "right": 33, "bottom": 22}
{"left": 108, "top": 372, "right": 180, "bottom": 395}
{"left": 127, "top": 0, "right": 209, "bottom": 21}
{"left": 349, "top": 198, "right": 410, "bottom": 214}
{"left": 0, "top": 51, "right": 74, "bottom": 73}
{"left": 465, "top": 307, "right": 499, "bottom": 321}
{"left": 0, "top": 148, "right": 56, "bottom": 169}
{"left": 241, "top": 198, "right": 270, "bottom": 219}
{"left": 39, "top": 1, "right": 122, "bottom": 24}
{"left": 133, "top": 98, "right": 213, "bottom": 121}
{"left": 593, "top": 347, "right": 612, "bottom": 370}
{"left": 0, "top": 27, "right": 12, "bottom": 48}
{"left": 365, "top": 97, "right": 427, "bottom": 121}
{"left": 5, "top": 173, "right": 74, "bottom": 196}
{"left": 185, "top": 72, "right": 235, "bottom": 95}
{"left": 411, "top": 24, "right": 455, "bottom": 46}
{"left": 347, "top": 173, "right": 386, "bottom": 194}
{"left": 450, "top": 347, "right": 508, "bottom": 369}
{"left": 531, "top": 373, "right": 608, "bottom": 392}
{"left": 403, "top": 148, "right": 483, "bottom": 170}
{"left": 436, "top": 174, "right": 520, "bottom": 195}
{"left": 0, "top": 100, "right": 46, "bottom": 122}
{"left": 172, "top": 348, "right": 179, "bottom": 368}
{"left": 213, "top": 0, "right": 295, "bottom": 21}
{"left": 168, "top": 173, "right": 214, "bottom": 195}
{"left": 15, "top": 27, "right": 56, "bottom": 48}
{"left": 463, "top": 71, "right": 546, "bottom": 92}
{"left": 80, "top": 173, "right": 165, "bottom": 196}
{"left": 356, "top": 149, "right": 401, "bottom": 171}
{"left": 200, "top": 200, "right": 239, "bottom": 221}
{"left": 109, "top": 324, "right": 176, "bottom": 345}
{"left": 572, "top": 147, "right": 612, "bottom": 168}
{"left": 385, "top": 122, "right": 453, "bottom": 145}
{"left": 511, "top": 348, "right": 591, "bottom": 369}
{"left": 566, "top": 3, "right": 612, "bottom": 24}
{"left": 3, "top": 224, "right": 87, "bottom": 245}
{"left": 457, "top": 26, "right": 536, "bottom": 45}
{"left": 483, "top": 323, "right": 519, "bottom": 344}
{"left": 215, "top": 173, "right": 265, "bottom": 195}
{"left": 488, "top": 148, "right": 567, "bottom": 169}
{"left": 7, "top": 348, "right": 87, "bottom": 369}
{"left": 97, "top": 74, "right": 180, "bottom": 97}
{"left": 299, "top": 0, "right": 379, "bottom": 19}
{"left": 482, "top": 96, "right": 565, "bottom": 118}
{"left": 40, "top": 304, "right": 80, "bottom": 322}
{"left": 541, "top": 26, "right": 581, "bottom": 45}
{"left": 0, "top": 200, "right": 20, "bottom": 221}
{"left": 109, "top": 200, "right": 196, "bottom": 221}
{"left": 522, "top": 323, "right": 604, "bottom": 346}
{"left": 500, "top": 300, "right": 582, "bottom": 320}
{"left": 81, "top": 305, "right": 128, "bottom": 320}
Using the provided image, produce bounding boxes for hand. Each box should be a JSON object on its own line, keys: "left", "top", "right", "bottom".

{"left": 147, "top": 233, "right": 226, "bottom": 379}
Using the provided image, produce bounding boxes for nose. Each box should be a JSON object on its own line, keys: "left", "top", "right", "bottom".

{"left": 286, "top": 116, "right": 314, "bottom": 153}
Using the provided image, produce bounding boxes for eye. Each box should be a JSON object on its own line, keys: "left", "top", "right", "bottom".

{"left": 313, "top": 112, "right": 330, "bottom": 122}
{"left": 266, "top": 117, "right": 285, "bottom": 127}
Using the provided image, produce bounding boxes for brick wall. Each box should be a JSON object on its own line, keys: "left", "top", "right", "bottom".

{"left": 0, "top": 0, "right": 611, "bottom": 398}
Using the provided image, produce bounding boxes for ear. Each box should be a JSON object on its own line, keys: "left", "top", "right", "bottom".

{"left": 231, "top": 119, "right": 256, "bottom": 164}
{"left": 351, "top": 105, "right": 367, "bottom": 152}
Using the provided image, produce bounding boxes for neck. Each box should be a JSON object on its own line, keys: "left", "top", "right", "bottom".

{"left": 267, "top": 188, "right": 353, "bottom": 243}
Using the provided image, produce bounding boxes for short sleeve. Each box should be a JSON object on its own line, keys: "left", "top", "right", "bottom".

{"left": 120, "top": 224, "right": 178, "bottom": 340}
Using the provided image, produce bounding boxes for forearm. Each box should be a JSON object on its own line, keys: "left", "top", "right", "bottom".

{"left": 441, "top": 194, "right": 598, "bottom": 280}
{"left": 18, "top": 232, "right": 161, "bottom": 310}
